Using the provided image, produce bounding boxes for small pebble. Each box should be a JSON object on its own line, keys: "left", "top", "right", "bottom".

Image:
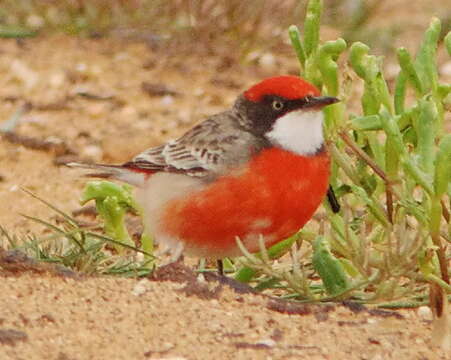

{"left": 26, "top": 14, "right": 45, "bottom": 29}
{"left": 258, "top": 52, "right": 276, "bottom": 71}
{"left": 133, "top": 120, "right": 152, "bottom": 130}
{"left": 370, "top": 354, "right": 384, "bottom": 360}
{"left": 132, "top": 279, "right": 150, "bottom": 296}
{"left": 135, "top": 252, "right": 145, "bottom": 263}
{"left": 75, "top": 63, "right": 87, "bottom": 72}
{"left": 177, "top": 109, "right": 191, "bottom": 124}
{"left": 417, "top": 306, "right": 432, "bottom": 321}
{"left": 9, "top": 185, "right": 19, "bottom": 192}
{"left": 81, "top": 145, "right": 103, "bottom": 162}
{"left": 160, "top": 95, "right": 174, "bottom": 106}
{"left": 120, "top": 106, "right": 138, "bottom": 118}
{"left": 114, "top": 53, "right": 130, "bottom": 62}
{"left": 10, "top": 59, "right": 39, "bottom": 89}
{"left": 49, "top": 71, "right": 66, "bottom": 88}
{"left": 160, "top": 342, "right": 175, "bottom": 351}
{"left": 256, "top": 338, "right": 276, "bottom": 347}
{"left": 196, "top": 273, "right": 206, "bottom": 283}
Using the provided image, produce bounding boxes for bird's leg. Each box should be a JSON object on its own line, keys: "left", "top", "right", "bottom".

{"left": 327, "top": 186, "right": 340, "bottom": 213}
{"left": 216, "top": 259, "right": 224, "bottom": 276}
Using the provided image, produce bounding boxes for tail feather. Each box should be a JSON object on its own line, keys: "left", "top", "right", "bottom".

{"left": 67, "top": 162, "right": 148, "bottom": 186}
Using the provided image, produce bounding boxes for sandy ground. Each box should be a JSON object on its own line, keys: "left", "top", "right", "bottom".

{"left": 0, "top": 262, "right": 448, "bottom": 360}
{"left": 0, "top": 1, "right": 450, "bottom": 358}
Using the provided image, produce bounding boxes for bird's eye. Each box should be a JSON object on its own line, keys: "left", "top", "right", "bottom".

{"left": 272, "top": 100, "right": 284, "bottom": 111}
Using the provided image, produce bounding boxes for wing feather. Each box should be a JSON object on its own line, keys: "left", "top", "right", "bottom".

{"left": 124, "top": 111, "right": 266, "bottom": 178}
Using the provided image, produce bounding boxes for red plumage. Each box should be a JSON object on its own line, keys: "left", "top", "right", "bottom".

{"left": 162, "top": 147, "right": 330, "bottom": 257}
{"left": 244, "top": 75, "right": 320, "bottom": 102}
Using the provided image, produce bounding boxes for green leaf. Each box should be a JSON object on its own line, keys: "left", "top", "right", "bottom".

{"left": 317, "top": 38, "right": 347, "bottom": 96}
{"left": 303, "top": 0, "right": 322, "bottom": 57}
{"left": 397, "top": 47, "right": 423, "bottom": 95}
{"left": 81, "top": 181, "right": 135, "bottom": 208}
{"left": 0, "top": 25, "right": 37, "bottom": 38}
{"left": 414, "top": 98, "right": 437, "bottom": 174}
{"left": 81, "top": 181, "right": 136, "bottom": 251}
{"left": 445, "top": 31, "right": 451, "bottom": 56}
{"left": 433, "top": 134, "right": 451, "bottom": 197}
{"left": 351, "top": 115, "right": 381, "bottom": 131}
{"left": 312, "top": 236, "right": 349, "bottom": 296}
{"left": 288, "top": 25, "right": 306, "bottom": 70}
{"left": 414, "top": 17, "right": 441, "bottom": 92}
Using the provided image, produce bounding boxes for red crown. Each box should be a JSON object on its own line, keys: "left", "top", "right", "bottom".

{"left": 244, "top": 75, "right": 320, "bottom": 102}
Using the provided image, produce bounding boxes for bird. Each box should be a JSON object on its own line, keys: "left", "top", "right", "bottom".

{"left": 70, "top": 75, "right": 339, "bottom": 263}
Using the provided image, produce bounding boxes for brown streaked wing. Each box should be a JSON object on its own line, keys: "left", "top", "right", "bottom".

{"left": 123, "top": 111, "right": 264, "bottom": 178}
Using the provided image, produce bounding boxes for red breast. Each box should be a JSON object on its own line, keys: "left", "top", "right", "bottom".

{"left": 162, "top": 147, "right": 330, "bottom": 257}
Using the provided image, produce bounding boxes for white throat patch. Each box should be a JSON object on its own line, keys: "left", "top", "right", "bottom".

{"left": 265, "top": 110, "right": 324, "bottom": 156}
